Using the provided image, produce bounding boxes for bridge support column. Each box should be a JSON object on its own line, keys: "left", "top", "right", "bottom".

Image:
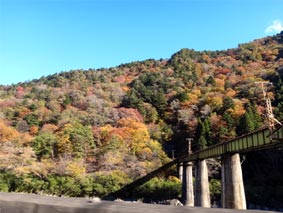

{"left": 221, "top": 153, "right": 246, "bottom": 209}
{"left": 195, "top": 159, "right": 211, "bottom": 207}
{"left": 178, "top": 162, "right": 183, "bottom": 183}
{"left": 182, "top": 161, "right": 194, "bottom": 206}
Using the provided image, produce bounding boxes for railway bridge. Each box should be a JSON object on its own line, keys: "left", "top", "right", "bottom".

{"left": 110, "top": 125, "right": 283, "bottom": 210}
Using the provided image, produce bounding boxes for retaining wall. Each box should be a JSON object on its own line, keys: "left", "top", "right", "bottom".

{"left": 0, "top": 192, "right": 278, "bottom": 213}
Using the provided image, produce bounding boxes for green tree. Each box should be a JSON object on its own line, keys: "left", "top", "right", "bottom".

{"left": 46, "top": 175, "right": 82, "bottom": 197}
{"left": 56, "top": 122, "right": 94, "bottom": 159}
{"left": 136, "top": 177, "right": 181, "bottom": 201}
{"left": 24, "top": 114, "right": 40, "bottom": 126}
{"left": 153, "top": 89, "right": 167, "bottom": 117}
{"left": 203, "top": 118, "right": 213, "bottom": 146}
{"left": 194, "top": 118, "right": 209, "bottom": 150}
{"left": 92, "top": 171, "right": 131, "bottom": 197}
{"left": 0, "top": 171, "right": 19, "bottom": 192}
{"left": 236, "top": 110, "right": 254, "bottom": 135}
{"left": 32, "top": 132, "right": 57, "bottom": 160}
{"left": 175, "top": 91, "right": 189, "bottom": 102}
{"left": 206, "top": 76, "right": 216, "bottom": 86}
{"left": 123, "top": 72, "right": 169, "bottom": 119}
{"left": 221, "top": 96, "right": 235, "bottom": 113}
{"left": 249, "top": 102, "right": 262, "bottom": 129}
{"left": 236, "top": 102, "right": 262, "bottom": 135}
{"left": 223, "top": 111, "right": 234, "bottom": 129}
{"left": 143, "top": 103, "right": 158, "bottom": 123}
{"left": 63, "top": 94, "right": 72, "bottom": 108}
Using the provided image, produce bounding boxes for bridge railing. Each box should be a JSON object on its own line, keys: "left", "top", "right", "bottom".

{"left": 179, "top": 125, "right": 283, "bottom": 162}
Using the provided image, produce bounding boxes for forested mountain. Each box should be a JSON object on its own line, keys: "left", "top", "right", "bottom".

{"left": 0, "top": 32, "right": 283, "bottom": 202}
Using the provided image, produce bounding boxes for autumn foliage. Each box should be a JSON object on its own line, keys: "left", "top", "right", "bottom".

{"left": 0, "top": 32, "right": 283, "bottom": 199}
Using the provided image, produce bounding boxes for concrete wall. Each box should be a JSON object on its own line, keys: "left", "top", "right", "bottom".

{"left": 0, "top": 192, "right": 278, "bottom": 213}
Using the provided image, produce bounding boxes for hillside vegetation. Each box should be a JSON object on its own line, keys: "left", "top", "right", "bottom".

{"left": 0, "top": 32, "right": 283, "bottom": 200}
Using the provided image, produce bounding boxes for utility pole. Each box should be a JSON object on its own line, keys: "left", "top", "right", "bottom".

{"left": 186, "top": 138, "right": 193, "bottom": 154}
{"left": 255, "top": 81, "right": 282, "bottom": 131}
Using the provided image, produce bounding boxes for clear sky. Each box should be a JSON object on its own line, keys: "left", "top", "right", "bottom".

{"left": 0, "top": 0, "right": 283, "bottom": 85}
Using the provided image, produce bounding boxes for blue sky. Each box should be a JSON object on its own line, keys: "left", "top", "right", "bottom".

{"left": 0, "top": 0, "right": 283, "bottom": 85}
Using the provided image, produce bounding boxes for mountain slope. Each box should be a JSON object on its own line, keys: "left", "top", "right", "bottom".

{"left": 0, "top": 31, "right": 282, "bottom": 198}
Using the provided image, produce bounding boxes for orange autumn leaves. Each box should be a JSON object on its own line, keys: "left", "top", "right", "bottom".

{"left": 93, "top": 118, "right": 168, "bottom": 163}
{"left": 0, "top": 119, "right": 32, "bottom": 144}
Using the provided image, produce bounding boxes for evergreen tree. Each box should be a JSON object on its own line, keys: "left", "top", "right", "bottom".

{"left": 194, "top": 118, "right": 211, "bottom": 150}
{"left": 223, "top": 111, "right": 234, "bottom": 130}
{"left": 203, "top": 118, "right": 213, "bottom": 146}
{"left": 153, "top": 89, "right": 167, "bottom": 117}
{"left": 32, "top": 132, "right": 56, "bottom": 160}
{"left": 221, "top": 96, "right": 235, "bottom": 113}
{"left": 236, "top": 105, "right": 252, "bottom": 135}
{"left": 250, "top": 102, "right": 262, "bottom": 129}
{"left": 123, "top": 89, "right": 145, "bottom": 117}
{"left": 206, "top": 76, "right": 216, "bottom": 86}
{"left": 236, "top": 112, "right": 254, "bottom": 135}
{"left": 236, "top": 102, "right": 262, "bottom": 136}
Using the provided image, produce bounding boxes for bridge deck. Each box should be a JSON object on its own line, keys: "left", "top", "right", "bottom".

{"left": 179, "top": 126, "right": 283, "bottom": 162}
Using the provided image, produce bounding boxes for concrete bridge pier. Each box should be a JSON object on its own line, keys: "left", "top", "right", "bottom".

{"left": 182, "top": 161, "right": 194, "bottom": 206}
{"left": 178, "top": 162, "right": 183, "bottom": 183}
{"left": 195, "top": 159, "right": 211, "bottom": 207}
{"left": 221, "top": 153, "right": 246, "bottom": 209}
